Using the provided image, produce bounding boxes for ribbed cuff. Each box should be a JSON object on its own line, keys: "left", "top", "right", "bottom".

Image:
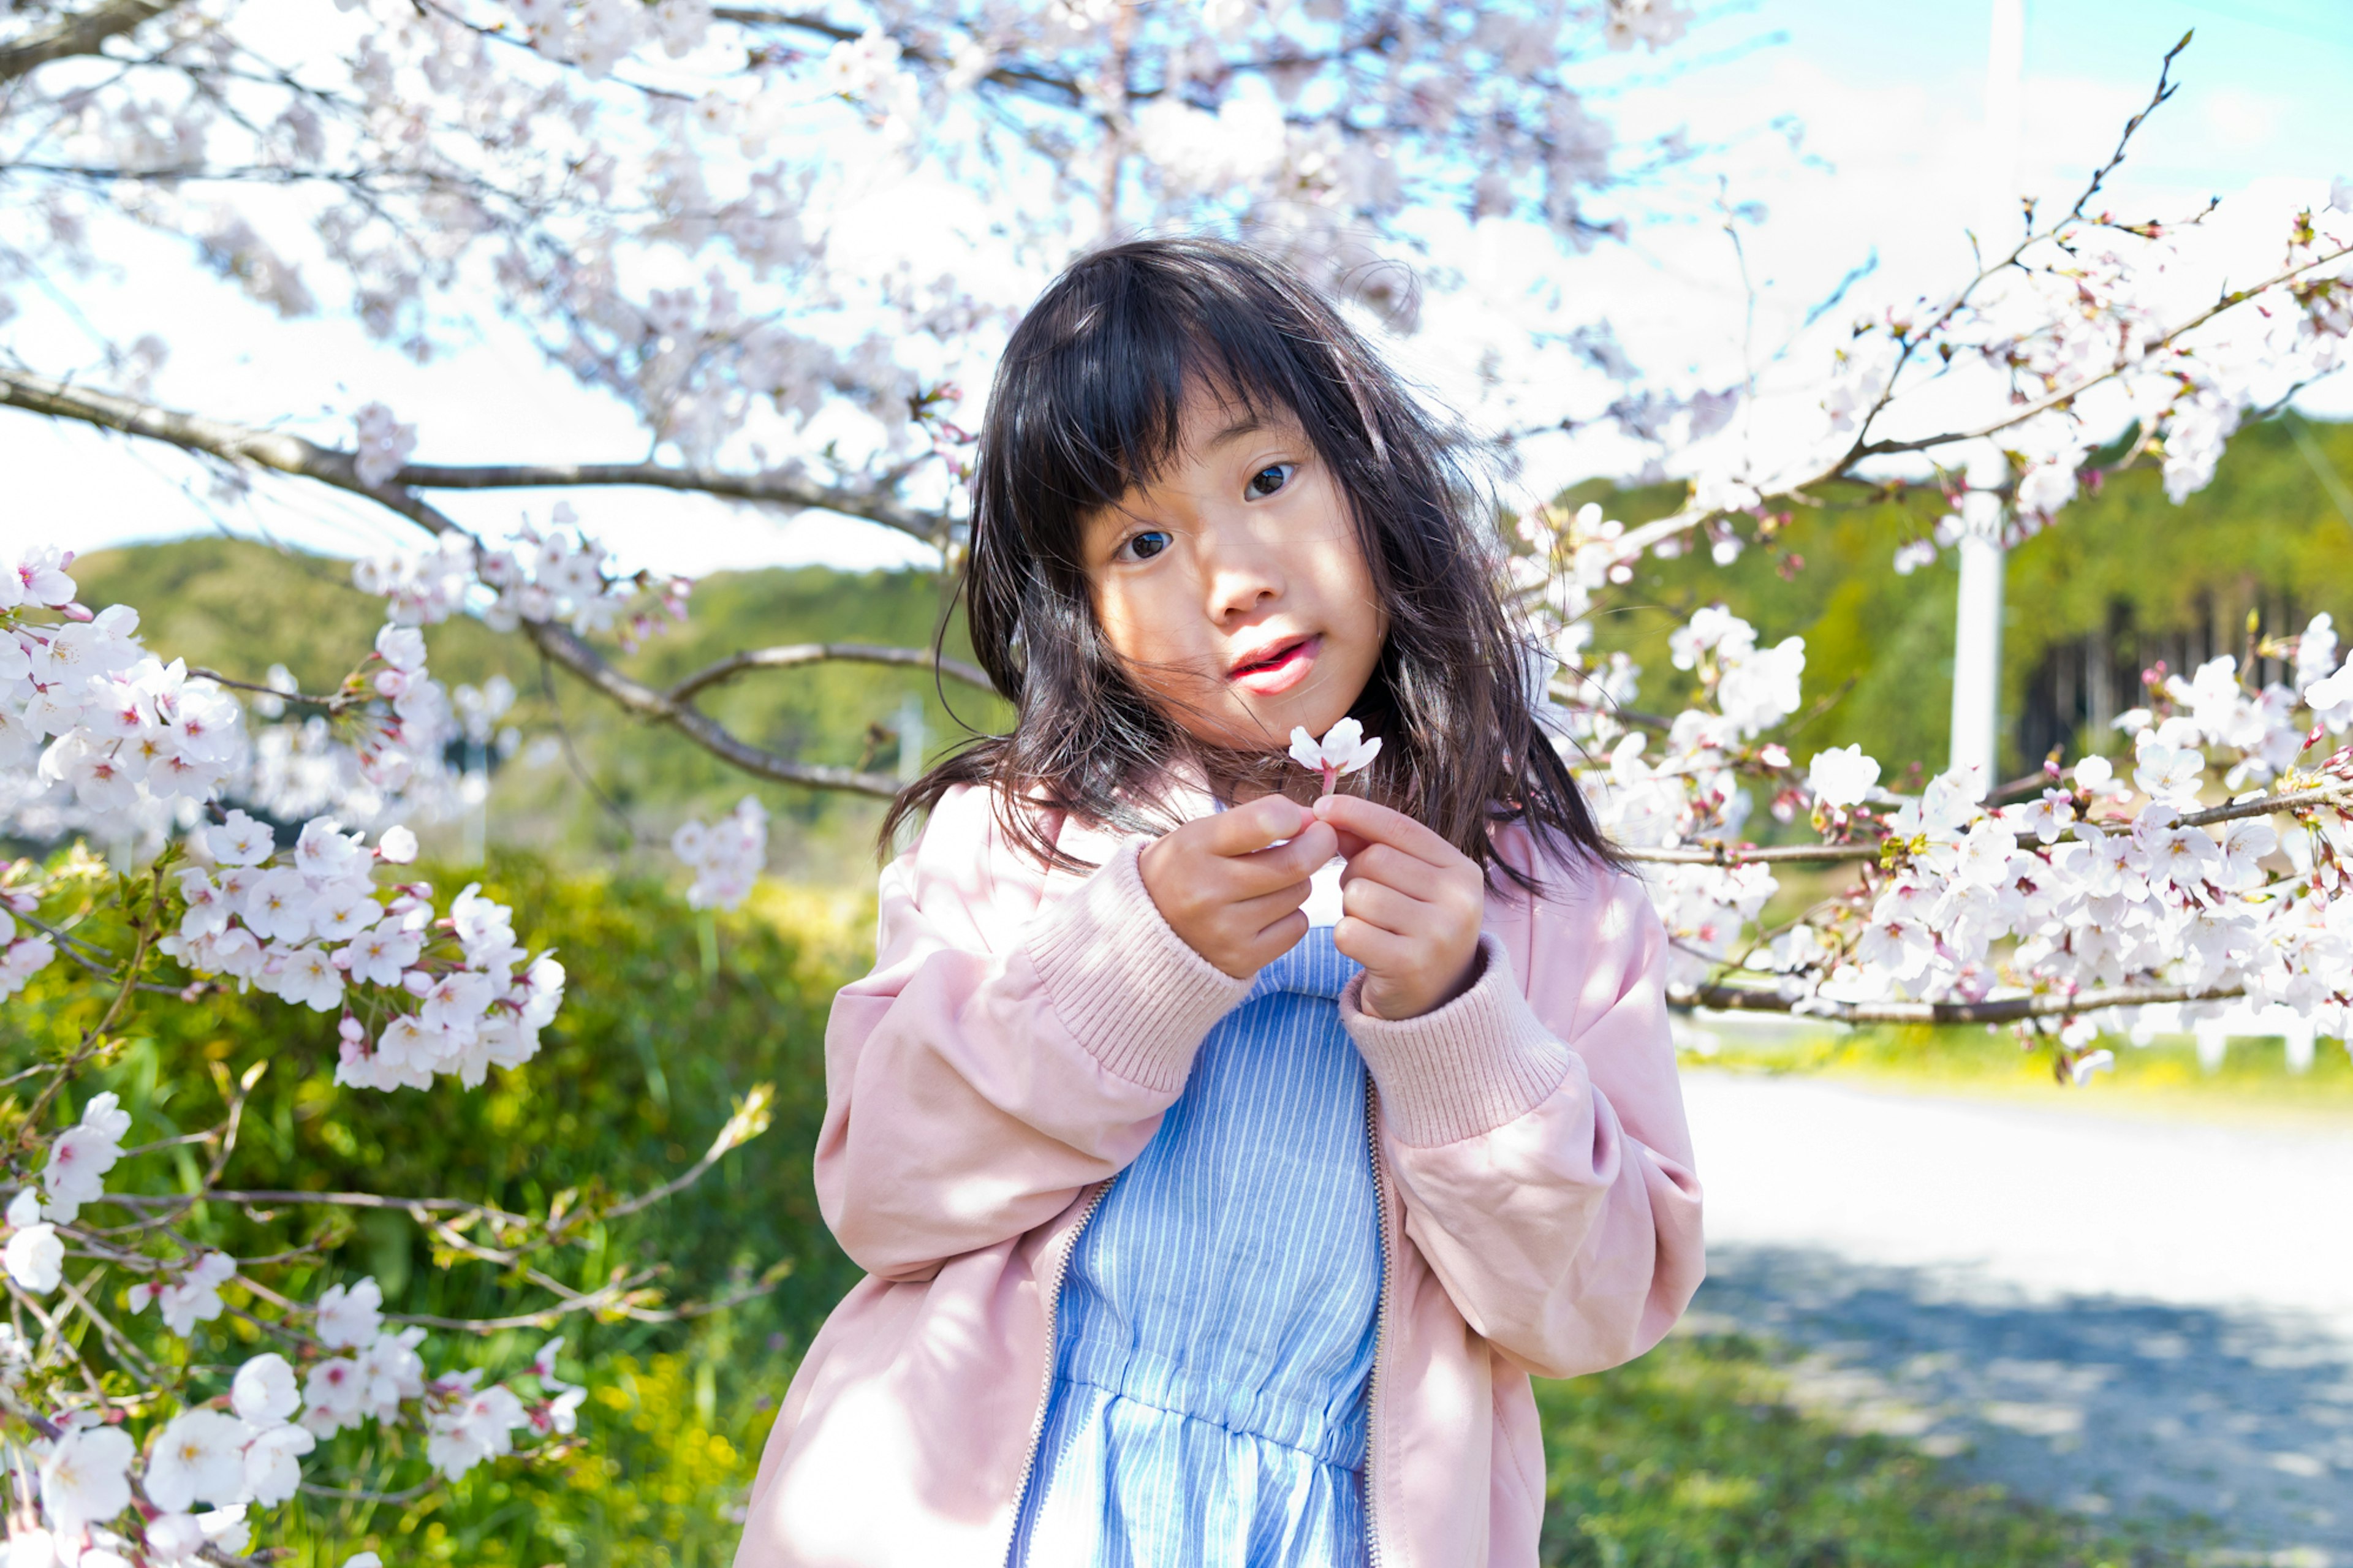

{"left": 1341, "top": 933, "right": 1574, "bottom": 1147}
{"left": 1025, "top": 841, "right": 1254, "bottom": 1095}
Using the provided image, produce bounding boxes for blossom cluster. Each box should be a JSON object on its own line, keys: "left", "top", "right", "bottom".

{"left": 2, "top": 547, "right": 246, "bottom": 844}
{"left": 1540, "top": 580, "right": 2353, "bottom": 1065}
{"left": 1, "top": 1100, "right": 566, "bottom": 1562}
{"left": 153, "top": 807, "right": 566, "bottom": 1093}
{"left": 0, "top": 540, "right": 585, "bottom": 1554}
{"left": 355, "top": 505, "right": 691, "bottom": 651}
{"left": 672, "top": 795, "right": 770, "bottom": 911}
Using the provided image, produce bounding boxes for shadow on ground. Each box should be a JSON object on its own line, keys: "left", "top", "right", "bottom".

{"left": 1694, "top": 1244, "right": 2353, "bottom": 1561}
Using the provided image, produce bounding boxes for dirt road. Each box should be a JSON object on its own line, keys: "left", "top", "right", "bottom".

{"left": 1681, "top": 1070, "right": 2353, "bottom": 1559}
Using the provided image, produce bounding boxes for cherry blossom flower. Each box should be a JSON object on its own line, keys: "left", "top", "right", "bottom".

{"left": 672, "top": 797, "right": 770, "bottom": 911}
{"left": 38, "top": 1425, "right": 132, "bottom": 1536}
{"left": 203, "top": 810, "right": 275, "bottom": 868}
{"left": 146, "top": 1410, "right": 252, "bottom": 1513}
{"left": 233, "top": 1352, "right": 301, "bottom": 1426}
{"left": 143, "top": 1504, "right": 249, "bottom": 1564}
{"left": 302, "top": 1358, "right": 366, "bottom": 1437}
{"left": 1286, "top": 719, "right": 1382, "bottom": 795}
{"left": 2132, "top": 738, "right": 2206, "bottom": 806}
{"left": 425, "top": 1376, "right": 529, "bottom": 1480}
{"left": 1805, "top": 745, "right": 1879, "bottom": 808}
{"left": 42, "top": 1091, "right": 130, "bottom": 1222}
{"left": 352, "top": 404, "right": 417, "bottom": 488}
{"left": 5, "top": 1190, "right": 62, "bottom": 1294}
{"left": 316, "top": 1278, "right": 385, "bottom": 1349}
{"left": 243, "top": 1425, "right": 316, "bottom": 1507}
{"left": 144, "top": 1252, "right": 236, "bottom": 1337}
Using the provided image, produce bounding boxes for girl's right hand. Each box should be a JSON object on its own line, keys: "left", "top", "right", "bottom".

{"left": 1138, "top": 795, "right": 1337, "bottom": 979}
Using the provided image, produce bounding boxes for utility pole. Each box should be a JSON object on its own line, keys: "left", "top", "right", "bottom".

{"left": 1951, "top": 0, "right": 2024, "bottom": 784}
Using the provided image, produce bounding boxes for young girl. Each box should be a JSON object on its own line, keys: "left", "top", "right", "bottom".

{"left": 733, "top": 238, "right": 1704, "bottom": 1568}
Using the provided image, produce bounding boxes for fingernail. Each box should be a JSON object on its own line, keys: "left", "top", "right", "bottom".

{"left": 1311, "top": 795, "right": 1335, "bottom": 818}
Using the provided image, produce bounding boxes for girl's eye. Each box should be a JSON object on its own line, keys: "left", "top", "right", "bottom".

{"left": 1246, "top": 463, "right": 1294, "bottom": 499}
{"left": 1121, "top": 530, "right": 1172, "bottom": 562}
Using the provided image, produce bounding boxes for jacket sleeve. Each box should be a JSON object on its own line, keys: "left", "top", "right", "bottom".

{"left": 1339, "top": 859, "right": 1704, "bottom": 1379}
{"left": 814, "top": 787, "right": 1251, "bottom": 1282}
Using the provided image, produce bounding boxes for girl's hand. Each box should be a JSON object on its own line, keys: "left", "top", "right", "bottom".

{"left": 1139, "top": 795, "right": 1338, "bottom": 979}
{"left": 1313, "top": 794, "right": 1485, "bottom": 1020}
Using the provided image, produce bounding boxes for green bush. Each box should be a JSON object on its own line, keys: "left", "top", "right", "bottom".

{"left": 4, "top": 850, "right": 866, "bottom": 1564}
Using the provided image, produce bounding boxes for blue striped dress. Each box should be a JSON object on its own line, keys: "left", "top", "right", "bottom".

{"left": 1010, "top": 895, "right": 1382, "bottom": 1568}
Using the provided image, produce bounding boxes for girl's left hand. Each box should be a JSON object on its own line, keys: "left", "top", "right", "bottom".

{"left": 1312, "top": 793, "right": 1485, "bottom": 1020}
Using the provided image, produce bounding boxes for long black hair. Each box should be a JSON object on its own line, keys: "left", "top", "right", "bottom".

{"left": 882, "top": 236, "right": 1608, "bottom": 888}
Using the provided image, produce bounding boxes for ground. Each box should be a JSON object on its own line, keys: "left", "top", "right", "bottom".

{"left": 1682, "top": 1067, "right": 2353, "bottom": 1560}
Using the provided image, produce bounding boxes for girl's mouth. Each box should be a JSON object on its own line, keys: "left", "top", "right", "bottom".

{"left": 1229, "top": 635, "right": 1320, "bottom": 697}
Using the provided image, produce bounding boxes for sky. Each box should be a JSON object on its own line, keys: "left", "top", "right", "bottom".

{"left": 9, "top": 0, "right": 2353, "bottom": 577}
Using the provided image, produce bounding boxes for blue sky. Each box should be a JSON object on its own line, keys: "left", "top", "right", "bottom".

{"left": 12, "top": 0, "right": 2351, "bottom": 574}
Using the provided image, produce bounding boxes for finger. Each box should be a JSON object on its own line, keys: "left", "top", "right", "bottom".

{"left": 1226, "top": 821, "right": 1338, "bottom": 894}
{"left": 1229, "top": 877, "right": 1313, "bottom": 932}
{"left": 1312, "top": 793, "right": 1460, "bottom": 868}
{"left": 1243, "top": 908, "right": 1311, "bottom": 966}
{"left": 1203, "top": 794, "right": 1315, "bottom": 858}
{"left": 1331, "top": 915, "right": 1419, "bottom": 975}
{"left": 1339, "top": 876, "right": 1428, "bottom": 936}
{"left": 1336, "top": 841, "right": 1448, "bottom": 901}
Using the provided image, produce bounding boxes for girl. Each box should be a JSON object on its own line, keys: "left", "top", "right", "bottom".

{"left": 733, "top": 238, "right": 1704, "bottom": 1568}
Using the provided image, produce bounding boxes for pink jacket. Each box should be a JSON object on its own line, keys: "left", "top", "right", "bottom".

{"left": 733, "top": 784, "right": 1705, "bottom": 1568}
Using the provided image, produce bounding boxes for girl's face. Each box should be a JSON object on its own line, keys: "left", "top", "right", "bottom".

{"left": 1082, "top": 387, "right": 1385, "bottom": 754}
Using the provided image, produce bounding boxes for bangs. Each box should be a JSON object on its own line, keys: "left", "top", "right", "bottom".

{"left": 993, "top": 256, "right": 1361, "bottom": 553}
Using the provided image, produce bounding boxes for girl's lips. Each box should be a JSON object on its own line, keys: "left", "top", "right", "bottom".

{"left": 1229, "top": 635, "right": 1320, "bottom": 697}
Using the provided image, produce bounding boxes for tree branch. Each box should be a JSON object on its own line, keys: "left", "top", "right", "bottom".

{"left": 666, "top": 641, "right": 995, "bottom": 702}
{"left": 0, "top": 0, "right": 184, "bottom": 84}
{"left": 397, "top": 459, "right": 946, "bottom": 545}
{"left": 0, "top": 368, "right": 948, "bottom": 545}
{"left": 1613, "top": 778, "right": 2351, "bottom": 867}
{"left": 0, "top": 366, "right": 924, "bottom": 798}
{"left": 1672, "top": 979, "right": 2245, "bottom": 1025}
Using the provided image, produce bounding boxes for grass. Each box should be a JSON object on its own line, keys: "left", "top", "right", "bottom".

{"left": 1537, "top": 1331, "right": 2203, "bottom": 1567}
{"left": 1680, "top": 1017, "right": 2353, "bottom": 1124}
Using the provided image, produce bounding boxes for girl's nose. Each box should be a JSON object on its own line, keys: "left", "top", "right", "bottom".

{"left": 1200, "top": 516, "right": 1286, "bottom": 623}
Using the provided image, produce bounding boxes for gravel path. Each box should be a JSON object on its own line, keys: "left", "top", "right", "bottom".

{"left": 1680, "top": 1070, "right": 2353, "bottom": 1560}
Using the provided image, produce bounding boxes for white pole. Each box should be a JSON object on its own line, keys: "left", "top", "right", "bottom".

{"left": 1952, "top": 0, "right": 2025, "bottom": 784}
{"left": 1950, "top": 477, "right": 2007, "bottom": 782}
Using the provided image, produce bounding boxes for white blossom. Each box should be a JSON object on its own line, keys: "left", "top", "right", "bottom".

{"left": 232, "top": 1352, "right": 301, "bottom": 1427}
{"left": 316, "top": 1277, "right": 385, "bottom": 1349}
{"left": 672, "top": 796, "right": 770, "bottom": 911}
{"left": 38, "top": 1425, "right": 133, "bottom": 1536}
{"left": 146, "top": 1409, "right": 251, "bottom": 1514}
{"left": 1806, "top": 745, "right": 1878, "bottom": 808}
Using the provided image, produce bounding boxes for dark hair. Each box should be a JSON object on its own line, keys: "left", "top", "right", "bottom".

{"left": 883, "top": 236, "right": 1608, "bottom": 888}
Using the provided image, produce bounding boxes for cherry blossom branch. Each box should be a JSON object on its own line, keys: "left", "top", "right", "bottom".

{"left": 1615, "top": 776, "right": 2353, "bottom": 866}
{"left": 395, "top": 459, "right": 946, "bottom": 546}
{"left": 1851, "top": 242, "right": 2353, "bottom": 460}
{"left": 0, "top": 368, "right": 949, "bottom": 544}
{"left": 1673, "top": 979, "right": 2244, "bottom": 1026}
{"left": 0, "top": 0, "right": 186, "bottom": 84}
{"left": 665, "top": 642, "right": 995, "bottom": 702}
{"left": 0, "top": 366, "right": 913, "bottom": 797}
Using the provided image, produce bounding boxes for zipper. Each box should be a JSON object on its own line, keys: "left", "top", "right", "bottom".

{"left": 1363, "top": 1070, "right": 1393, "bottom": 1568}
{"left": 1001, "top": 1176, "right": 1115, "bottom": 1568}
